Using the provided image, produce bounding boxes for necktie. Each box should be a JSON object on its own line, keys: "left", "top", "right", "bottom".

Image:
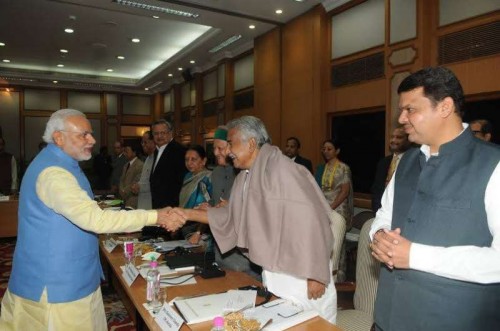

{"left": 385, "top": 154, "right": 399, "bottom": 186}
{"left": 152, "top": 149, "right": 159, "bottom": 172}
{"left": 125, "top": 162, "right": 130, "bottom": 174}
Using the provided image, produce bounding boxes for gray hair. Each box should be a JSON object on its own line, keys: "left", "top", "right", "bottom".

{"left": 42, "top": 109, "right": 86, "bottom": 143}
{"left": 226, "top": 116, "right": 271, "bottom": 147}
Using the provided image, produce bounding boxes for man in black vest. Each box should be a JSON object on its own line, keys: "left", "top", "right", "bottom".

{"left": 370, "top": 67, "right": 500, "bottom": 331}
{"left": 284, "top": 136, "right": 313, "bottom": 173}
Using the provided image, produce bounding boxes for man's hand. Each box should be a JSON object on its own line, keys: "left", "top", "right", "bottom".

{"left": 131, "top": 183, "right": 139, "bottom": 194}
{"left": 195, "top": 202, "right": 209, "bottom": 211}
{"left": 157, "top": 207, "right": 187, "bottom": 232}
{"left": 215, "top": 198, "right": 228, "bottom": 208}
{"left": 307, "top": 279, "right": 326, "bottom": 300}
{"left": 371, "top": 228, "right": 411, "bottom": 269}
{"left": 188, "top": 231, "right": 202, "bottom": 244}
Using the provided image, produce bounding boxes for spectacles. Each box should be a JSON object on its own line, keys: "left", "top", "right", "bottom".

{"left": 152, "top": 130, "right": 170, "bottom": 136}
{"left": 472, "top": 130, "right": 483, "bottom": 135}
{"left": 60, "top": 130, "right": 94, "bottom": 139}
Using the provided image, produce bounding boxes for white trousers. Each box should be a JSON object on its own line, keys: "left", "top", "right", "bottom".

{"left": 262, "top": 268, "right": 337, "bottom": 324}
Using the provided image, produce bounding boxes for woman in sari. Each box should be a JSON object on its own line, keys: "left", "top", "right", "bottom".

{"left": 315, "top": 139, "right": 353, "bottom": 230}
{"left": 315, "top": 139, "right": 353, "bottom": 282}
{"left": 178, "top": 145, "right": 213, "bottom": 245}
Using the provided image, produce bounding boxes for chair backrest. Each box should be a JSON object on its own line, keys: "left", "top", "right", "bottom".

{"left": 353, "top": 218, "right": 380, "bottom": 316}
{"left": 329, "top": 210, "right": 346, "bottom": 282}
{"left": 352, "top": 210, "right": 376, "bottom": 230}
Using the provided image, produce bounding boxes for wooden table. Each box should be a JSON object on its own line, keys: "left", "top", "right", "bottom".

{"left": 100, "top": 237, "right": 341, "bottom": 331}
{"left": 0, "top": 198, "right": 18, "bottom": 238}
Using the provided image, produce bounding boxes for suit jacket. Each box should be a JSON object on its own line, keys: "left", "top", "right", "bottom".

{"left": 370, "top": 154, "right": 392, "bottom": 212}
{"left": 119, "top": 158, "right": 144, "bottom": 208}
{"left": 294, "top": 155, "right": 313, "bottom": 173}
{"left": 111, "top": 154, "right": 127, "bottom": 188}
{"left": 150, "top": 140, "right": 187, "bottom": 209}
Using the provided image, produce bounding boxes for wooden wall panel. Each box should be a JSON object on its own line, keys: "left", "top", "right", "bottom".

{"left": 326, "top": 79, "right": 386, "bottom": 112}
{"left": 446, "top": 57, "right": 500, "bottom": 96}
{"left": 281, "top": 6, "right": 328, "bottom": 167}
{"left": 254, "top": 28, "right": 281, "bottom": 144}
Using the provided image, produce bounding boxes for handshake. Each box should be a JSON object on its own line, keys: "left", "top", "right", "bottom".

{"left": 156, "top": 207, "right": 188, "bottom": 231}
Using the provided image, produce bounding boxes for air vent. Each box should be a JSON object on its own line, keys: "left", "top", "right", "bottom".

{"left": 331, "top": 52, "right": 384, "bottom": 87}
{"left": 439, "top": 21, "right": 500, "bottom": 65}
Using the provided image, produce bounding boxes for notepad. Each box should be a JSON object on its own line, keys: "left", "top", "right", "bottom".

{"left": 242, "top": 299, "right": 319, "bottom": 331}
{"left": 173, "top": 290, "right": 256, "bottom": 324}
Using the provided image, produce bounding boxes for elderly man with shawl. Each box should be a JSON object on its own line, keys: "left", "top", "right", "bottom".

{"left": 172, "top": 116, "right": 336, "bottom": 323}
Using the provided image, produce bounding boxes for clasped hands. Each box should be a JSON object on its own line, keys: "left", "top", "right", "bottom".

{"left": 156, "top": 207, "right": 187, "bottom": 232}
{"left": 370, "top": 228, "right": 412, "bottom": 269}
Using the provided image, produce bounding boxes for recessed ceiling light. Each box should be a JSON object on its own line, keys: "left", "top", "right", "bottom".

{"left": 106, "top": 69, "right": 113, "bottom": 72}
{"left": 64, "top": 28, "right": 74, "bottom": 33}
{"left": 3, "top": 59, "right": 10, "bottom": 63}
{"left": 178, "top": 67, "right": 183, "bottom": 71}
{"left": 131, "top": 38, "right": 140, "bottom": 43}
{"left": 190, "top": 60, "right": 195, "bottom": 64}
{"left": 116, "top": 55, "right": 125, "bottom": 60}
{"left": 145, "top": 88, "right": 149, "bottom": 90}
{"left": 249, "top": 25, "right": 256, "bottom": 29}
{"left": 275, "top": 9, "right": 283, "bottom": 14}
{"left": 0, "top": 42, "right": 5, "bottom": 47}
{"left": 152, "top": 15, "right": 159, "bottom": 19}
{"left": 168, "top": 73, "right": 173, "bottom": 77}
{"left": 60, "top": 49, "right": 68, "bottom": 53}
{"left": 57, "top": 64, "right": 64, "bottom": 67}
{"left": 53, "top": 80, "right": 58, "bottom": 84}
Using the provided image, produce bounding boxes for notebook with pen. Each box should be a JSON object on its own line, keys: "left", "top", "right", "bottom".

{"left": 243, "top": 299, "right": 319, "bottom": 331}
{"left": 173, "top": 290, "right": 256, "bottom": 324}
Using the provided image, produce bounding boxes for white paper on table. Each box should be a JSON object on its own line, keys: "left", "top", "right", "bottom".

{"left": 137, "top": 264, "right": 197, "bottom": 287}
{"left": 223, "top": 289, "right": 257, "bottom": 313}
{"left": 153, "top": 240, "right": 200, "bottom": 251}
{"left": 243, "top": 299, "right": 319, "bottom": 331}
{"left": 138, "top": 265, "right": 176, "bottom": 278}
{"left": 160, "top": 275, "right": 197, "bottom": 287}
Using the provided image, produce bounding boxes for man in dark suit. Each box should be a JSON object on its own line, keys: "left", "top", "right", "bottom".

{"left": 150, "top": 119, "right": 187, "bottom": 209}
{"left": 371, "top": 126, "right": 410, "bottom": 212}
{"left": 284, "top": 137, "right": 313, "bottom": 173}
{"left": 110, "top": 141, "right": 127, "bottom": 195}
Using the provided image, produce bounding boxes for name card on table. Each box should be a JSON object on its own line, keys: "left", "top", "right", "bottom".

{"left": 122, "top": 263, "right": 140, "bottom": 286}
{"left": 155, "top": 303, "right": 184, "bottom": 331}
{"left": 103, "top": 238, "right": 118, "bottom": 253}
